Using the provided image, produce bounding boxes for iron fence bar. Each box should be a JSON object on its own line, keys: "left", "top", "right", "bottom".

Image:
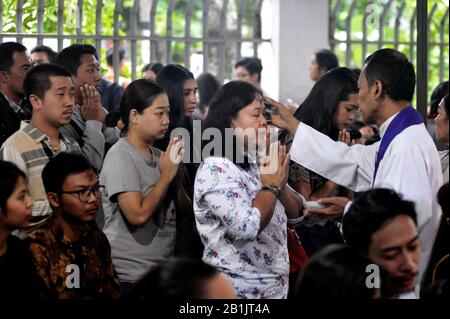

{"left": 329, "top": 0, "right": 342, "bottom": 52}
{"left": 362, "top": 1, "right": 372, "bottom": 65}
{"left": 113, "top": 0, "right": 122, "bottom": 84}
{"left": 439, "top": 8, "right": 449, "bottom": 83}
{"left": 130, "top": 0, "right": 139, "bottom": 81}
{"left": 236, "top": 0, "right": 245, "bottom": 61}
{"left": 345, "top": 0, "right": 357, "bottom": 66}
{"left": 378, "top": 0, "right": 393, "bottom": 49}
{"left": 149, "top": 0, "right": 159, "bottom": 62}
{"left": 394, "top": 2, "right": 406, "bottom": 50}
{"left": 253, "top": 0, "right": 263, "bottom": 57}
{"left": 166, "top": 0, "right": 177, "bottom": 65}
{"left": 202, "top": 0, "right": 210, "bottom": 73}
{"left": 57, "top": 0, "right": 64, "bottom": 51}
{"left": 0, "top": 0, "right": 3, "bottom": 43}
{"left": 95, "top": 0, "right": 103, "bottom": 63}
{"left": 76, "top": 0, "right": 83, "bottom": 44}
{"left": 329, "top": 39, "right": 448, "bottom": 46}
{"left": 184, "top": 0, "right": 196, "bottom": 69}
{"left": 0, "top": 33, "right": 271, "bottom": 43}
{"left": 37, "top": 0, "right": 45, "bottom": 45}
{"left": 16, "top": 0, "right": 23, "bottom": 43}
{"left": 410, "top": 7, "right": 417, "bottom": 63}
{"left": 416, "top": 0, "right": 427, "bottom": 121}
{"left": 218, "top": 0, "right": 229, "bottom": 82}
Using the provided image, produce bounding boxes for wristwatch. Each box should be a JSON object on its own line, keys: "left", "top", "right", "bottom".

{"left": 260, "top": 184, "right": 281, "bottom": 197}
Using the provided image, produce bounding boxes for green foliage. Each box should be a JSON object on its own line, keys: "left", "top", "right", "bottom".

{"left": 331, "top": 0, "right": 449, "bottom": 99}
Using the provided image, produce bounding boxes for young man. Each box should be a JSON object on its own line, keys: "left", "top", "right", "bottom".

{"left": 343, "top": 188, "right": 420, "bottom": 299}
{"left": 26, "top": 152, "right": 121, "bottom": 299}
{"left": 234, "top": 57, "right": 263, "bottom": 89}
{"left": 56, "top": 44, "right": 106, "bottom": 171}
{"left": 0, "top": 42, "right": 33, "bottom": 145}
{"left": 309, "top": 49, "right": 339, "bottom": 81}
{"left": 1, "top": 64, "right": 83, "bottom": 225}
{"left": 267, "top": 48, "right": 443, "bottom": 285}
{"left": 30, "top": 45, "right": 58, "bottom": 66}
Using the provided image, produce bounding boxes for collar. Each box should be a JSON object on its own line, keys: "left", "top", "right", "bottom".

{"left": 22, "top": 121, "right": 72, "bottom": 146}
{"left": 48, "top": 214, "right": 90, "bottom": 246}
{"left": 0, "top": 90, "right": 24, "bottom": 113}
{"left": 379, "top": 112, "right": 400, "bottom": 138}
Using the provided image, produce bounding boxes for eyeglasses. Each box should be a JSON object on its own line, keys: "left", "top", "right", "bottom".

{"left": 61, "top": 185, "right": 105, "bottom": 203}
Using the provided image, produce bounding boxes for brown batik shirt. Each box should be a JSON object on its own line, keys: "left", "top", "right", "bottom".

{"left": 26, "top": 216, "right": 121, "bottom": 299}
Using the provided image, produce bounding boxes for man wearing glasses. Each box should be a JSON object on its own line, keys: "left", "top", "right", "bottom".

{"left": 25, "top": 152, "right": 121, "bottom": 299}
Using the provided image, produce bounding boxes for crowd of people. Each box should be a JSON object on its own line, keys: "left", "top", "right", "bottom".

{"left": 0, "top": 40, "right": 448, "bottom": 301}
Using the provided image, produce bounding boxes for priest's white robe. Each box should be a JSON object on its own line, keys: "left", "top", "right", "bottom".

{"left": 289, "top": 112, "right": 443, "bottom": 285}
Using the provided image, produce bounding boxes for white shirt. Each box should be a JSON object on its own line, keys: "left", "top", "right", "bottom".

{"left": 289, "top": 112, "right": 443, "bottom": 284}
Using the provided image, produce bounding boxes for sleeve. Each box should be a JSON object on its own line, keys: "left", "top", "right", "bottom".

{"left": 195, "top": 158, "right": 261, "bottom": 241}
{"left": 61, "top": 107, "right": 105, "bottom": 172}
{"left": 101, "top": 148, "right": 142, "bottom": 202}
{"left": 0, "top": 144, "right": 28, "bottom": 174}
{"left": 290, "top": 123, "right": 376, "bottom": 192}
{"left": 379, "top": 146, "right": 434, "bottom": 231}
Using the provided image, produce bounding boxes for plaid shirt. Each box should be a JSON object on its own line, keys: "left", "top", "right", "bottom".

{"left": 26, "top": 215, "right": 121, "bottom": 299}
{"left": 0, "top": 122, "right": 82, "bottom": 225}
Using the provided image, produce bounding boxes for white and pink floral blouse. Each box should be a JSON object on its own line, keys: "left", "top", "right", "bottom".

{"left": 194, "top": 156, "right": 289, "bottom": 299}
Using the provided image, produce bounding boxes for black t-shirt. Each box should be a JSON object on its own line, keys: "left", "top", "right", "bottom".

{"left": 0, "top": 235, "right": 40, "bottom": 299}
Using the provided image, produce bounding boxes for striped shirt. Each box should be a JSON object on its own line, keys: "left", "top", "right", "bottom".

{"left": 1, "top": 121, "right": 82, "bottom": 225}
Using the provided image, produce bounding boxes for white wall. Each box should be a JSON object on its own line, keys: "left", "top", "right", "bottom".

{"left": 269, "top": 0, "right": 329, "bottom": 104}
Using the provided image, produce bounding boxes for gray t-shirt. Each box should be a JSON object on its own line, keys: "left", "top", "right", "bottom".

{"left": 100, "top": 138, "right": 176, "bottom": 283}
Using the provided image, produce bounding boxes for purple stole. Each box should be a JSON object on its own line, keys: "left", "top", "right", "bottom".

{"left": 372, "top": 106, "right": 423, "bottom": 187}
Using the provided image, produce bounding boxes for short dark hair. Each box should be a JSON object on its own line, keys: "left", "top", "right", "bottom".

{"left": 429, "top": 81, "right": 449, "bottom": 116}
{"left": 295, "top": 244, "right": 378, "bottom": 300}
{"left": 142, "top": 62, "right": 164, "bottom": 75}
{"left": 30, "top": 45, "right": 58, "bottom": 64}
{"left": 364, "top": 48, "right": 416, "bottom": 102}
{"left": 314, "top": 49, "right": 339, "bottom": 73}
{"left": 106, "top": 48, "right": 125, "bottom": 67}
{"left": 56, "top": 44, "right": 98, "bottom": 76}
{"left": 343, "top": 188, "right": 417, "bottom": 253}
{"left": 127, "top": 258, "right": 219, "bottom": 300}
{"left": 120, "top": 79, "right": 165, "bottom": 133}
{"left": 0, "top": 160, "right": 26, "bottom": 215}
{"left": 235, "top": 57, "right": 263, "bottom": 81}
{"left": 443, "top": 93, "right": 450, "bottom": 120}
{"left": 23, "top": 64, "right": 72, "bottom": 105}
{"left": 203, "top": 80, "right": 260, "bottom": 169}
{"left": 0, "top": 42, "right": 27, "bottom": 72}
{"left": 42, "top": 152, "right": 95, "bottom": 195}
{"left": 196, "top": 72, "right": 221, "bottom": 115}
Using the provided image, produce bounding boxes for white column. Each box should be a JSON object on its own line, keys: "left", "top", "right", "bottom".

{"left": 268, "top": 0, "right": 329, "bottom": 104}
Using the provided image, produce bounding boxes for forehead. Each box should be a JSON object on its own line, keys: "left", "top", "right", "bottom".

{"left": 149, "top": 93, "right": 170, "bottom": 108}
{"left": 235, "top": 66, "right": 249, "bottom": 74}
{"left": 63, "top": 170, "right": 98, "bottom": 187}
{"left": 370, "top": 215, "right": 417, "bottom": 250}
{"left": 183, "top": 78, "right": 196, "bottom": 89}
{"left": 241, "top": 96, "right": 261, "bottom": 111}
{"left": 79, "top": 54, "right": 99, "bottom": 67}
{"left": 48, "top": 75, "right": 74, "bottom": 89}
{"left": 12, "top": 51, "right": 31, "bottom": 66}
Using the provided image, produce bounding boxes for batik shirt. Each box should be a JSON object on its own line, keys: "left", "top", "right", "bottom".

{"left": 194, "top": 156, "right": 289, "bottom": 299}
{"left": 26, "top": 216, "right": 121, "bottom": 299}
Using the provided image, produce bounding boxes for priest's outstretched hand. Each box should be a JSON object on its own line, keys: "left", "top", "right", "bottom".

{"left": 263, "top": 97, "right": 300, "bottom": 135}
